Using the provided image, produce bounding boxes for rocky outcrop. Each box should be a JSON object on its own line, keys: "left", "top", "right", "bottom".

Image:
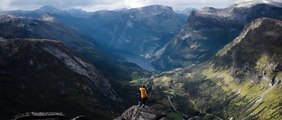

{"left": 14, "top": 112, "right": 90, "bottom": 120}
{"left": 115, "top": 106, "right": 168, "bottom": 120}
{"left": 15, "top": 112, "right": 65, "bottom": 120}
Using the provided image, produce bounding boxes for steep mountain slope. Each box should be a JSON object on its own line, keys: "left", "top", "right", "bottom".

{"left": 150, "top": 18, "right": 282, "bottom": 119}
{"left": 0, "top": 15, "right": 93, "bottom": 52}
{"left": 86, "top": 5, "right": 186, "bottom": 56}
{"left": 0, "top": 15, "right": 151, "bottom": 114}
{"left": 2, "top": 5, "right": 71, "bottom": 18}
{"left": 0, "top": 38, "right": 120, "bottom": 119}
{"left": 153, "top": 1, "right": 282, "bottom": 71}
{"left": 3, "top": 5, "right": 186, "bottom": 58}
{"left": 175, "top": 8, "right": 195, "bottom": 16}
{"left": 0, "top": 15, "right": 149, "bottom": 82}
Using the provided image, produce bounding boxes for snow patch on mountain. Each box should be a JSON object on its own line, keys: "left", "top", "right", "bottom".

{"left": 235, "top": 0, "right": 281, "bottom": 8}
{"left": 41, "top": 14, "right": 55, "bottom": 22}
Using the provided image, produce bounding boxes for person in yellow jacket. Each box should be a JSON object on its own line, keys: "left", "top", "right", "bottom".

{"left": 139, "top": 85, "right": 148, "bottom": 107}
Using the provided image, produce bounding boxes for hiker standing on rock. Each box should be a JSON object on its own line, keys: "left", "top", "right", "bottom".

{"left": 139, "top": 85, "right": 148, "bottom": 107}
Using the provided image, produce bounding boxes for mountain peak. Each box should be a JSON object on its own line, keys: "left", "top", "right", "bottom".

{"left": 175, "top": 8, "right": 195, "bottom": 15}
{"left": 216, "top": 17, "right": 282, "bottom": 57}
{"left": 140, "top": 5, "right": 173, "bottom": 12}
{"left": 38, "top": 5, "right": 59, "bottom": 11}
{"left": 36, "top": 5, "right": 68, "bottom": 15}
{"left": 142, "top": 5, "right": 172, "bottom": 10}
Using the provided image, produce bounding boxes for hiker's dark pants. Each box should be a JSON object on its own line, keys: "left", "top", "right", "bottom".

{"left": 141, "top": 97, "right": 148, "bottom": 105}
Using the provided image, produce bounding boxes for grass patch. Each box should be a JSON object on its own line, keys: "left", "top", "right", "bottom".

{"left": 154, "top": 76, "right": 172, "bottom": 87}
{"left": 166, "top": 112, "right": 183, "bottom": 120}
{"left": 250, "top": 85, "right": 282, "bottom": 120}
{"left": 202, "top": 67, "right": 268, "bottom": 99}
{"left": 163, "top": 90, "right": 176, "bottom": 97}
{"left": 202, "top": 65, "right": 281, "bottom": 119}
{"left": 129, "top": 78, "right": 148, "bottom": 86}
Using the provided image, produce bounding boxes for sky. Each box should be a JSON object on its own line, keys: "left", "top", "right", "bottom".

{"left": 0, "top": 0, "right": 280, "bottom": 11}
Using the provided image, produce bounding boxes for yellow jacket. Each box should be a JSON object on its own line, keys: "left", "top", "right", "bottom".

{"left": 139, "top": 87, "right": 148, "bottom": 99}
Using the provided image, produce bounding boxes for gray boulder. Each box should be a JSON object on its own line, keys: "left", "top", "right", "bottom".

{"left": 15, "top": 112, "right": 65, "bottom": 120}
{"left": 115, "top": 105, "right": 168, "bottom": 120}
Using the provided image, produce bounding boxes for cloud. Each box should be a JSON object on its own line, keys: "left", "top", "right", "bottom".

{"left": 80, "top": 0, "right": 146, "bottom": 11}
{"left": 141, "top": 0, "right": 234, "bottom": 10}
{"left": 1, "top": 0, "right": 95, "bottom": 10}
{"left": 235, "top": 0, "right": 281, "bottom": 3}
{"left": 0, "top": 0, "right": 12, "bottom": 10}
{"left": 80, "top": 0, "right": 235, "bottom": 11}
{"left": 1, "top": 0, "right": 279, "bottom": 11}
